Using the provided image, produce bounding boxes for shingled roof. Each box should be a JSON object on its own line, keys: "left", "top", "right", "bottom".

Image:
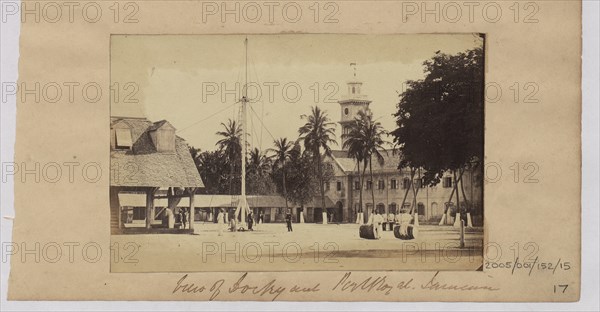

{"left": 110, "top": 117, "right": 204, "bottom": 188}
{"left": 328, "top": 149, "right": 401, "bottom": 174}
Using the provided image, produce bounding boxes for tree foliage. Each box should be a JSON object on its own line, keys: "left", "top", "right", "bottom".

{"left": 391, "top": 47, "right": 484, "bottom": 186}
{"left": 298, "top": 106, "right": 337, "bottom": 213}
{"left": 342, "top": 110, "right": 388, "bottom": 215}
{"left": 246, "top": 148, "right": 275, "bottom": 195}
{"left": 190, "top": 148, "right": 230, "bottom": 194}
{"left": 215, "top": 119, "right": 243, "bottom": 194}
{"left": 267, "top": 138, "right": 295, "bottom": 208}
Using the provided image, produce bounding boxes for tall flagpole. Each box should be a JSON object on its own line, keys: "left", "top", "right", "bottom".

{"left": 236, "top": 37, "right": 250, "bottom": 230}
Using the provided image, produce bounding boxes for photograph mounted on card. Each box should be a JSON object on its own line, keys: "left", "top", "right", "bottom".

{"left": 6, "top": 0, "right": 581, "bottom": 302}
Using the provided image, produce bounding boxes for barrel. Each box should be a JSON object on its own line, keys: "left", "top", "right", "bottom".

{"left": 407, "top": 224, "right": 419, "bottom": 239}
{"left": 394, "top": 223, "right": 417, "bottom": 240}
{"left": 359, "top": 224, "right": 377, "bottom": 239}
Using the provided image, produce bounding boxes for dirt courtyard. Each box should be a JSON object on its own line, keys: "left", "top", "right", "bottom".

{"left": 110, "top": 223, "right": 483, "bottom": 272}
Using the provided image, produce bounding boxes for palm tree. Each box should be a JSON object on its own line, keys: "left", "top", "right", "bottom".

{"left": 247, "top": 147, "right": 272, "bottom": 195}
{"left": 342, "top": 118, "right": 368, "bottom": 224}
{"left": 248, "top": 148, "right": 270, "bottom": 177}
{"left": 360, "top": 110, "right": 387, "bottom": 215}
{"left": 268, "top": 138, "right": 294, "bottom": 211}
{"left": 343, "top": 110, "right": 387, "bottom": 223}
{"left": 298, "top": 106, "right": 336, "bottom": 224}
{"left": 216, "top": 119, "right": 242, "bottom": 195}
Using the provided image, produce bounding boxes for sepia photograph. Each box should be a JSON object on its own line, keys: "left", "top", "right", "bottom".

{"left": 109, "top": 34, "right": 485, "bottom": 272}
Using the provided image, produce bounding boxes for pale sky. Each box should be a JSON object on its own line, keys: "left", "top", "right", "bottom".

{"left": 111, "top": 34, "right": 483, "bottom": 151}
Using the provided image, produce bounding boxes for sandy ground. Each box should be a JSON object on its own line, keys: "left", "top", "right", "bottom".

{"left": 111, "top": 224, "right": 483, "bottom": 272}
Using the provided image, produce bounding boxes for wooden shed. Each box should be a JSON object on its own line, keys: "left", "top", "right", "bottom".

{"left": 109, "top": 117, "right": 205, "bottom": 234}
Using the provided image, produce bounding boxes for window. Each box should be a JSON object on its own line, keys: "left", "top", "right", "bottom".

{"left": 115, "top": 128, "right": 132, "bottom": 149}
{"left": 414, "top": 178, "right": 421, "bottom": 188}
{"left": 336, "top": 181, "right": 342, "bottom": 191}
{"left": 391, "top": 179, "right": 398, "bottom": 189}
{"left": 378, "top": 180, "right": 385, "bottom": 189}
{"left": 366, "top": 180, "right": 372, "bottom": 190}
{"left": 352, "top": 86, "right": 355, "bottom": 94}
{"left": 325, "top": 182, "right": 330, "bottom": 191}
{"left": 402, "top": 178, "right": 411, "bottom": 189}
{"left": 417, "top": 203, "right": 425, "bottom": 215}
{"left": 443, "top": 177, "right": 453, "bottom": 188}
{"left": 354, "top": 181, "right": 360, "bottom": 190}
{"left": 421, "top": 177, "right": 427, "bottom": 188}
{"left": 132, "top": 207, "right": 145, "bottom": 220}
{"left": 344, "top": 108, "right": 349, "bottom": 115}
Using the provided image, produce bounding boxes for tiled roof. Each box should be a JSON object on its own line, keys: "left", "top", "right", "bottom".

{"left": 329, "top": 149, "right": 401, "bottom": 173}
{"left": 110, "top": 117, "right": 204, "bottom": 188}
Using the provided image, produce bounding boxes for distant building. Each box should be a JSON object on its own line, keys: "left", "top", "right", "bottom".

{"left": 312, "top": 78, "right": 483, "bottom": 225}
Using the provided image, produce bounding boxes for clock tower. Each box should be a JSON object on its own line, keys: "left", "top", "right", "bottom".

{"left": 339, "top": 67, "right": 371, "bottom": 150}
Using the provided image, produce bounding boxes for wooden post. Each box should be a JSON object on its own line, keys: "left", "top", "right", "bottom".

{"left": 118, "top": 206, "right": 122, "bottom": 229}
{"left": 188, "top": 188, "right": 195, "bottom": 231}
{"left": 460, "top": 219, "right": 465, "bottom": 248}
{"left": 145, "top": 188, "right": 154, "bottom": 229}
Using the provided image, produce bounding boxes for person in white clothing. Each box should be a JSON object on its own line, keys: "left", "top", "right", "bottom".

{"left": 217, "top": 208, "right": 226, "bottom": 236}
{"left": 367, "top": 210, "right": 384, "bottom": 239}
{"left": 373, "top": 210, "right": 384, "bottom": 239}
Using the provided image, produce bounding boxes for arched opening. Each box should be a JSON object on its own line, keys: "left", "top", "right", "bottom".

{"left": 352, "top": 86, "right": 355, "bottom": 94}
{"left": 376, "top": 203, "right": 385, "bottom": 214}
{"left": 389, "top": 202, "right": 398, "bottom": 215}
{"left": 417, "top": 202, "right": 425, "bottom": 215}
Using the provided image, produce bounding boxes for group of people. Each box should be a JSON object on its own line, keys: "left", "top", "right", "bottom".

{"left": 215, "top": 208, "right": 293, "bottom": 235}
{"left": 176, "top": 209, "right": 188, "bottom": 229}
{"left": 367, "top": 210, "right": 413, "bottom": 239}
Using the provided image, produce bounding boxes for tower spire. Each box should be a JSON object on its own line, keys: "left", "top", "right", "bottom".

{"left": 338, "top": 63, "right": 371, "bottom": 150}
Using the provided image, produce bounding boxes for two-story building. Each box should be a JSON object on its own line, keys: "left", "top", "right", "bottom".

{"left": 316, "top": 78, "right": 483, "bottom": 225}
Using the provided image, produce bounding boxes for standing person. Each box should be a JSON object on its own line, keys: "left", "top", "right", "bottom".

{"left": 374, "top": 210, "right": 384, "bottom": 239}
{"left": 181, "top": 209, "right": 188, "bottom": 229}
{"left": 285, "top": 210, "right": 293, "bottom": 232}
{"left": 258, "top": 211, "right": 264, "bottom": 224}
{"left": 230, "top": 213, "right": 237, "bottom": 232}
{"left": 387, "top": 212, "right": 395, "bottom": 231}
{"left": 247, "top": 211, "right": 254, "bottom": 231}
{"left": 217, "top": 208, "right": 225, "bottom": 236}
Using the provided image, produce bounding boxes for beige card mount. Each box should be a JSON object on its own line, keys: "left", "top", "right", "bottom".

{"left": 6, "top": 0, "right": 580, "bottom": 302}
